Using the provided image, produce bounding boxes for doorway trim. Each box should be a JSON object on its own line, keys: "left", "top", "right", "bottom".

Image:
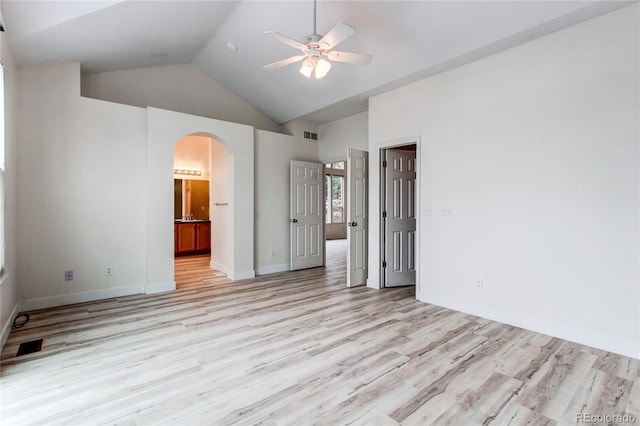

{"left": 367, "top": 136, "right": 421, "bottom": 298}
{"left": 380, "top": 145, "right": 417, "bottom": 288}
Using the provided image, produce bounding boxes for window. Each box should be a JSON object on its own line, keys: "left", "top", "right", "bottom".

{"left": 325, "top": 161, "right": 345, "bottom": 224}
{"left": 325, "top": 161, "right": 344, "bottom": 170}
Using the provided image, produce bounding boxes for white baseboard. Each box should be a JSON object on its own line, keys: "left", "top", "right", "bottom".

{"left": 1, "top": 302, "right": 20, "bottom": 350}
{"left": 366, "top": 278, "right": 381, "bottom": 290}
{"left": 145, "top": 281, "right": 175, "bottom": 294}
{"left": 255, "top": 263, "right": 289, "bottom": 275}
{"left": 211, "top": 260, "right": 255, "bottom": 281}
{"left": 418, "top": 294, "right": 640, "bottom": 360}
{"left": 210, "top": 260, "right": 228, "bottom": 274}
{"left": 228, "top": 270, "right": 256, "bottom": 280}
{"left": 20, "top": 284, "right": 146, "bottom": 311}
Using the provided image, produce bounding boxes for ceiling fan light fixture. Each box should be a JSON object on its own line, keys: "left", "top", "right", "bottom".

{"left": 300, "top": 57, "right": 314, "bottom": 78}
{"left": 299, "top": 56, "right": 331, "bottom": 79}
{"left": 314, "top": 58, "right": 331, "bottom": 79}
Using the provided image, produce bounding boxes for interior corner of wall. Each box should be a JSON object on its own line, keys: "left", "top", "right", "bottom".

{"left": 366, "top": 277, "right": 381, "bottom": 290}
{"left": 210, "top": 260, "right": 228, "bottom": 275}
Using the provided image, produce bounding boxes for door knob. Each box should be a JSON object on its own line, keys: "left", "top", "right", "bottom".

{"left": 291, "top": 218, "right": 298, "bottom": 223}
{"left": 348, "top": 221, "right": 357, "bottom": 227}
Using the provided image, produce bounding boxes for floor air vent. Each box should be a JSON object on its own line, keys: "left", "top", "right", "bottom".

{"left": 16, "top": 339, "right": 43, "bottom": 356}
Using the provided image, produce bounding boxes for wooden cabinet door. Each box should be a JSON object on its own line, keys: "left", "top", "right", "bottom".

{"left": 196, "top": 222, "right": 211, "bottom": 251}
{"left": 177, "top": 224, "right": 197, "bottom": 253}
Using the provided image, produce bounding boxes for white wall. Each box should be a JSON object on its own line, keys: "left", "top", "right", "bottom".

{"left": 368, "top": 5, "right": 639, "bottom": 358}
{"left": 82, "top": 63, "right": 283, "bottom": 134}
{"left": 254, "top": 130, "right": 318, "bottom": 274}
{"left": 1, "top": 32, "right": 20, "bottom": 345}
{"left": 318, "top": 112, "right": 368, "bottom": 162}
{"left": 14, "top": 64, "right": 257, "bottom": 310}
{"left": 16, "top": 63, "right": 148, "bottom": 309}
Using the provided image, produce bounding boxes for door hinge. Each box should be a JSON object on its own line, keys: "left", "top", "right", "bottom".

{"left": 382, "top": 211, "right": 387, "bottom": 218}
{"left": 382, "top": 160, "right": 387, "bottom": 168}
{"left": 382, "top": 261, "right": 387, "bottom": 268}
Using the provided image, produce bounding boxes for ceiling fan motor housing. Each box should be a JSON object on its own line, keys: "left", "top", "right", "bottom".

{"left": 301, "top": 35, "right": 323, "bottom": 58}
{"left": 304, "top": 34, "right": 322, "bottom": 43}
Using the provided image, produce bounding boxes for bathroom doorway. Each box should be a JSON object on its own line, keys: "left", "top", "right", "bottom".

{"left": 173, "top": 135, "right": 226, "bottom": 287}
{"left": 173, "top": 135, "right": 212, "bottom": 256}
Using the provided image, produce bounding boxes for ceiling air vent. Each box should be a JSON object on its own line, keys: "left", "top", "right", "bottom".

{"left": 303, "top": 131, "right": 318, "bottom": 141}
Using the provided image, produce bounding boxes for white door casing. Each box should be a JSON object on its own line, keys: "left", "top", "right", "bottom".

{"left": 384, "top": 148, "right": 417, "bottom": 287}
{"left": 347, "top": 148, "right": 368, "bottom": 287}
{"left": 290, "top": 161, "right": 324, "bottom": 271}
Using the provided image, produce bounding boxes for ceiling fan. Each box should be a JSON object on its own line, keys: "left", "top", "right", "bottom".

{"left": 263, "top": 0, "right": 372, "bottom": 79}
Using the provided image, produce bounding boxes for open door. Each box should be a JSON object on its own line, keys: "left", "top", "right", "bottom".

{"left": 290, "top": 160, "right": 324, "bottom": 271}
{"left": 347, "top": 148, "right": 368, "bottom": 287}
{"left": 383, "top": 148, "right": 416, "bottom": 287}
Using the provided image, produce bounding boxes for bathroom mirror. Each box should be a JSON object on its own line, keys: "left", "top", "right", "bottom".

{"left": 174, "top": 179, "right": 210, "bottom": 220}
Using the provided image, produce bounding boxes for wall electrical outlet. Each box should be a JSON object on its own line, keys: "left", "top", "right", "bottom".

{"left": 442, "top": 206, "right": 452, "bottom": 216}
{"left": 64, "top": 270, "right": 74, "bottom": 281}
{"left": 423, "top": 206, "right": 432, "bottom": 216}
{"left": 476, "top": 280, "right": 483, "bottom": 290}
{"left": 105, "top": 266, "right": 113, "bottom": 276}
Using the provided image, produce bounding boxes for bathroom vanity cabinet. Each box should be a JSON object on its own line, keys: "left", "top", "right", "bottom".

{"left": 174, "top": 221, "right": 211, "bottom": 256}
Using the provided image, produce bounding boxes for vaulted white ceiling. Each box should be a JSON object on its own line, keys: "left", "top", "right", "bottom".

{"left": 0, "top": 0, "right": 630, "bottom": 124}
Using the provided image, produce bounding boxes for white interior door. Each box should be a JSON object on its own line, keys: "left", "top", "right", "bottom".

{"left": 384, "top": 148, "right": 416, "bottom": 287}
{"left": 347, "top": 148, "right": 368, "bottom": 287}
{"left": 290, "top": 160, "right": 324, "bottom": 271}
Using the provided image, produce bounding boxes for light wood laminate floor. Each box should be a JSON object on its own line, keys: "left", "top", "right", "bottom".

{"left": 1, "top": 240, "right": 638, "bottom": 425}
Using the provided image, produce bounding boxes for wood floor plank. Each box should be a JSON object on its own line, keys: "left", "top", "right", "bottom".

{"left": 1, "top": 240, "right": 638, "bottom": 425}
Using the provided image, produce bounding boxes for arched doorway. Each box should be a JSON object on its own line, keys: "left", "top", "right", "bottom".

{"left": 145, "top": 108, "right": 255, "bottom": 294}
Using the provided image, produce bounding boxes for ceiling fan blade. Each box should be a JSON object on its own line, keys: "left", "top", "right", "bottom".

{"left": 326, "top": 50, "right": 372, "bottom": 65}
{"left": 264, "top": 31, "right": 305, "bottom": 50}
{"left": 318, "top": 23, "right": 355, "bottom": 50}
{"left": 263, "top": 55, "right": 306, "bottom": 71}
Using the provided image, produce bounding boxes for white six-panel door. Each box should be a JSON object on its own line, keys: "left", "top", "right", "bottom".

{"left": 290, "top": 161, "right": 324, "bottom": 271}
{"left": 347, "top": 148, "right": 368, "bottom": 287}
{"left": 384, "top": 149, "right": 416, "bottom": 287}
